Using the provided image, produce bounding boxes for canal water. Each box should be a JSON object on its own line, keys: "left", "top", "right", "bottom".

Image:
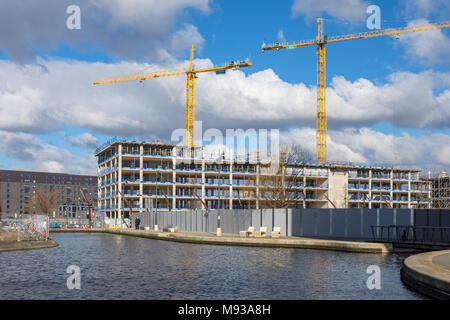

{"left": 0, "top": 233, "right": 424, "bottom": 299}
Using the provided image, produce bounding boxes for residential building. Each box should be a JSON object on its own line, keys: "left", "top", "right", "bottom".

{"left": 95, "top": 137, "right": 431, "bottom": 220}
{"left": 0, "top": 169, "right": 97, "bottom": 218}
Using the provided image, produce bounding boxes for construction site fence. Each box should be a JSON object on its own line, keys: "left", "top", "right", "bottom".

{"left": 126, "top": 208, "right": 450, "bottom": 241}
{"left": 1, "top": 214, "right": 49, "bottom": 241}
{"left": 49, "top": 218, "right": 105, "bottom": 229}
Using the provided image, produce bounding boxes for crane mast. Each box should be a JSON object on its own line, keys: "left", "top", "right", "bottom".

{"left": 186, "top": 45, "right": 196, "bottom": 148}
{"left": 316, "top": 18, "right": 327, "bottom": 164}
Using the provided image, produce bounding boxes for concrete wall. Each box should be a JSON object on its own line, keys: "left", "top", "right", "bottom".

{"left": 328, "top": 170, "right": 348, "bottom": 208}
{"left": 132, "top": 208, "right": 450, "bottom": 240}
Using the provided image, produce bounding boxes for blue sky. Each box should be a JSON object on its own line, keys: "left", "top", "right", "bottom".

{"left": 0, "top": 0, "right": 449, "bottom": 174}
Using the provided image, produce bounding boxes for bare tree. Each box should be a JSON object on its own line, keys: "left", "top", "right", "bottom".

{"left": 27, "top": 188, "right": 58, "bottom": 215}
{"left": 282, "top": 143, "right": 313, "bottom": 165}
{"left": 259, "top": 144, "right": 312, "bottom": 208}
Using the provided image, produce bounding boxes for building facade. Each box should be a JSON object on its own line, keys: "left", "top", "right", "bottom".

{"left": 0, "top": 169, "right": 97, "bottom": 219}
{"left": 96, "top": 138, "right": 431, "bottom": 220}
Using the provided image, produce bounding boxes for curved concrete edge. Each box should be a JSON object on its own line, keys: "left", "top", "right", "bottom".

{"left": 401, "top": 250, "right": 450, "bottom": 300}
{"left": 51, "top": 228, "right": 392, "bottom": 254}
{"left": 0, "top": 239, "right": 59, "bottom": 252}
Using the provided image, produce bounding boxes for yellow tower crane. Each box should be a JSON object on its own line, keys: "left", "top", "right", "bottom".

{"left": 262, "top": 19, "right": 450, "bottom": 164}
{"left": 93, "top": 45, "right": 251, "bottom": 148}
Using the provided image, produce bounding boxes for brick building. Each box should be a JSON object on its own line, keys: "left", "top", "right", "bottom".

{"left": 0, "top": 169, "right": 97, "bottom": 218}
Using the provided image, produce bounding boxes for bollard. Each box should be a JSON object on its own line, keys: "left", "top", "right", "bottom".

{"left": 216, "top": 212, "right": 221, "bottom": 236}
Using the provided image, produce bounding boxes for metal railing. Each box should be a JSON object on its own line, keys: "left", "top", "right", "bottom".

{"left": 370, "top": 225, "right": 450, "bottom": 244}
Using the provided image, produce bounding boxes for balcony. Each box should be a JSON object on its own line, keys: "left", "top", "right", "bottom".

{"left": 305, "top": 197, "right": 327, "bottom": 201}
{"left": 122, "top": 165, "right": 141, "bottom": 170}
{"left": 232, "top": 169, "right": 255, "bottom": 174}
{"left": 176, "top": 167, "right": 203, "bottom": 173}
{"left": 143, "top": 152, "right": 171, "bottom": 158}
{"left": 140, "top": 192, "right": 174, "bottom": 197}
{"left": 122, "top": 179, "right": 140, "bottom": 184}
{"left": 98, "top": 153, "right": 118, "bottom": 165}
{"left": 348, "top": 175, "right": 369, "bottom": 179}
{"left": 175, "top": 180, "right": 203, "bottom": 185}
{"left": 349, "top": 198, "right": 365, "bottom": 202}
{"left": 304, "top": 185, "right": 328, "bottom": 190}
{"left": 392, "top": 176, "right": 409, "bottom": 181}
{"left": 348, "top": 185, "right": 369, "bottom": 191}
{"left": 143, "top": 165, "right": 173, "bottom": 171}
{"left": 99, "top": 178, "right": 119, "bottom": 187}
{"left": 99, "top": 165, "right": 118, "bottom": 176}
{"left": 99, "top": 205, "right": 118, "bottom": 210}
{"left": 121, "top": 151, "right": 140, "bottom": 156}
{"left": 371, "top": 176, "right": 391, "bottom": 180}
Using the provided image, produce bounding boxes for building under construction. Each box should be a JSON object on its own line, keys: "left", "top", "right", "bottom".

{"left": 95, "top": 138, "right": 431, "bottom": 220}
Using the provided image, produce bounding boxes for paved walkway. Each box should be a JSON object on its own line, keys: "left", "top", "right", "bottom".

{"left": 401, "top": 250, "right": 450, "bottom": 299}
{"left": 432, "top": 253, "right": 450, "bottom": 272}
{"left": 51, "top": 228, "right": 392, "bottom": 254}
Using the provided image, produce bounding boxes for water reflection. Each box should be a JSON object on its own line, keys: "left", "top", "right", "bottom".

{"left": 0, "top": 233, "right": 424, "bottom": 300}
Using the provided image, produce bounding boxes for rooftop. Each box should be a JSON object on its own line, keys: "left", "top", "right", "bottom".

{"left": 95, "top": 137, "right": 422, "bottom": 173}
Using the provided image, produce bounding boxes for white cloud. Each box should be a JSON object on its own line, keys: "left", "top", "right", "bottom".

{"left": 91, "top": 0, "right": 210, "bottom": 31}
{"left": 291, "top": 0, "right": 367, "bottom": 22}
{"left": 197, "top": 68, "right": 450, "bottom": 130}
{"left": 0, "top": 130, "right": 97, "bottom": 175}
{"left": 64, "top": 133, "right": 99, "bottom": 150}
{"left": 168, "top": 24, "right": 205, "bottom": 55}
{"left": 1, "top": 124, "right": 448, "bottom": 175}
{"left": 0, "top": 0, "right": 211, "bottom": 63}
{"left": 277, "top": 29, "right": 286, "bottom": 43}
{"left": 403, "top": 0, "right": 450, "bottom": 19}
{"left": 281, "top": 127, "right": 450, "bottom": 172}
{"left": 0, "top": 59, "right": 449, "bottom": 138}
{"left": 397, "top": 19, "right": 450, "bottom": 65}
{"left": 0, "top": 86, "right": 62, "bottom": 133}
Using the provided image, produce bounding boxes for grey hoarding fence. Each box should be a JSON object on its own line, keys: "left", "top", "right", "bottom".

{"left": 125, "top": 208, "right": 450, "bottom": 241}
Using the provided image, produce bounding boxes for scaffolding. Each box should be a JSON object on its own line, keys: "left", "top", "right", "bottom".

{"left": 430, "top": 171, "right": 450, "bottom": 209}
{"left": 416, "top": 181, "right": 432, "bottom": 209}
